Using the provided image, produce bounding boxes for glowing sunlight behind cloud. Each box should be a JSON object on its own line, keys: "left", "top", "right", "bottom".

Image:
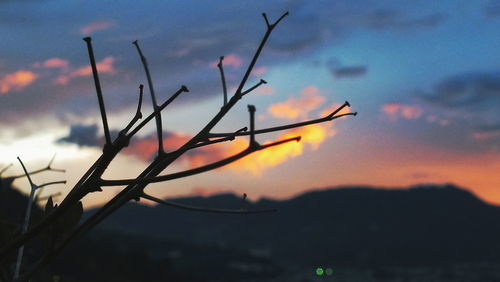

{"left": 227, "top": 124, "right": 332, "bottom": 174}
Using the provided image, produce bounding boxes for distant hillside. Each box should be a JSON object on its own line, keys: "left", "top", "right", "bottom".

{"left": 91, "top": 184, "right": 500, "bottom": 267}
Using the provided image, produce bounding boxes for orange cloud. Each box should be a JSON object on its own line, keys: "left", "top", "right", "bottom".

{"left": 123, "top": 131, "right": 224, "bottom": 167}
{"left": 55, "top": 56, "right": 116, "bottom": 85}
{"left": 80, "top": 20, "right": 115, "bottom": 35}
{"left": 227, "top": 124, "right": 332, "bottom": 174}
{"left": 268, "top": 85, "right": 325, "bottom": 119}
{"left": 123, "top": 123, "right": 333, "bottom": 175}
{"left": 43, "top": 58, "right": 69, "bottom": 69}
{"left": 210, "top": 54, "right": 243, "bottom": 69}
{"left": 0, "top": 70, "right": 38, "bottom": 94}
{"left": 381, "top": 103, "right": 423, "bottom": 122}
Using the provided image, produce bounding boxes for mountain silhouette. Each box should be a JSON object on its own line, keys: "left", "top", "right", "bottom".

{"left": 92, "top": 184, "right": 500, "bottom": 268}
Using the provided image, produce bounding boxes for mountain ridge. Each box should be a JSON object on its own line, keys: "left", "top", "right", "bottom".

{"left": 90, "top": 183, "right": 500, "bottom": 267}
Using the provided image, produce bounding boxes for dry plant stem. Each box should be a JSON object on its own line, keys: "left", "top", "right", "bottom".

{"left": 141, "top": 192, "right": 277, "bottom": 214}
{"left": 83, "top": 37, "right": 111, "bottom": 145}
{"left": 13, "top": 157, "right": 38, "bottom": 281}
{"left": 133, "top": 40, "right": 164, "bottom": 155}
{"left": 19, "top": 136, "right": 300, "bottom": 281}
{"left": 48, "top": 11, "right": 291, "bottom": 243}
{"left": 100, "top": 136, "right": 301, "bottom": 187}
{"left": 241, "top": 79, "right": 267, "bottom": 96}
{"left": 19, "top": 12, "right": 354, "bottom": 280}
{"left": 248, "top": 105, "right": 256, "bottom": 145}
{"left": 8, "top": 156, "right": 65, "bottom": 179}
{"left": 217, "top": 56, "right": 228, "bottom": 106}
{"left": 185, "top": 127, "right": 248, "bottom": 150}
{"left": 121, "top": 84, "right": 144, "bottom": 135}
{"left": 0, "top": 85, "right": 187, "bottom": 259}
{"left": 208, "top": 102, "right": 356, "bottom": 138}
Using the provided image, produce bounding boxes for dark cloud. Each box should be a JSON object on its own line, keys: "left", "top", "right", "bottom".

{"left": 483, "top": 3, "right": 500, "bottom": 18}
{"left": 326, "top": 58, "right": 367, "bottom": 79}
{"left": 418, "top": 71, "right": 500, "bottom": 141}
{"left": 362, "top": 10, "right": 445, "bottom": 30}
{"left": 419, "top": 72, "right": 500, "bottom": 108}
{"left": 332, "top": 66, "right": 368, "bottom": 78}
{"left": 57, "top": 124, "right": 102, "bottom": 147}
{"left": 0, "top": 0, "right": 451, "bottom": 137}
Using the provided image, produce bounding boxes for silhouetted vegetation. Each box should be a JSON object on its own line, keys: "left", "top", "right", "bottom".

{"left": 0, "top": 12, "right": 356, "bottom": 281}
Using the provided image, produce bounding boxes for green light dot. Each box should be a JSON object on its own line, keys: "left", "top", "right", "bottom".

{"left": 316, "top": 267, "right": 324, "bottom": 276}
{"left": 326, "top": 268, "right": 333, "bottom": 276}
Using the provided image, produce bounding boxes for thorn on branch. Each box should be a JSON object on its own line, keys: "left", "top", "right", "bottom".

{"left": 83, "top": 37, "right": 112, "bottom": 146}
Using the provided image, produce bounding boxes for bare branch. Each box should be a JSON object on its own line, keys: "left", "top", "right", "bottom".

{"left": 262, "top": 13, "right": 271, "bottom": 28}
{"left": 100, "top": 135, "right": 301, "bottom": 187}
{"left": 272, "top": 11, "right": 289, "bottom": 27}
{"left": 16, "top": 157, "right": 36, "bottom": 191}
{"left": 141, "top": 192, "right": 276, "bottom": 214}
{"left": 186, "top": 127, "right": 248, "bottom": 151}
{"left": 248, "top": 105, "right": 257, "bottom": 145}
{"left": 9, "top": 156, "right": 65, "bottom": 179}
{"left": 121, "top": 84, "right": 144, "bottom": 135}
{"left": 326, "top": 101, "right": 351, "bottom": 119}
{"left": 133, "top": 40, "right": 164, "bottom": 155}
{"left": 83, "top": 37, "right": 111, "bottom": 146}
{"left": 242, "top": 79, "right": 267, "bottom": 96}
{"left": 127, "top": 85, "right": 189, "bottom": 139}
{"left": 208, "top": 102, "right": 356, "bottom": 138}
{"left": 217, "top": 56, "right": 228, "bottom": 106}
{"left": 14, "top": 157, "right": 38, "bottom": 280}
{"left": 233, "top": 14, "right": 285, "bottom": 98}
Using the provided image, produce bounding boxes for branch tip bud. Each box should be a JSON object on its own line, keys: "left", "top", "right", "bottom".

{"left": 83, "top": 37, "right": 91, "bottom": 43}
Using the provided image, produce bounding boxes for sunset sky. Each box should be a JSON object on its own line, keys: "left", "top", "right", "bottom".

{"left": 1, "top": 0, "right": 500, "bottom": 208}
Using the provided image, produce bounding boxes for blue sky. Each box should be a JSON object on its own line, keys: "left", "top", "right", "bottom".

{"left": 1, "top": 0, "right": 500, "bottom": 207}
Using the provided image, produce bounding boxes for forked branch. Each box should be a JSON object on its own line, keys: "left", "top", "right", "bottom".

{"left": 100, "top": 135, "right": 301, "bottom": 187}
